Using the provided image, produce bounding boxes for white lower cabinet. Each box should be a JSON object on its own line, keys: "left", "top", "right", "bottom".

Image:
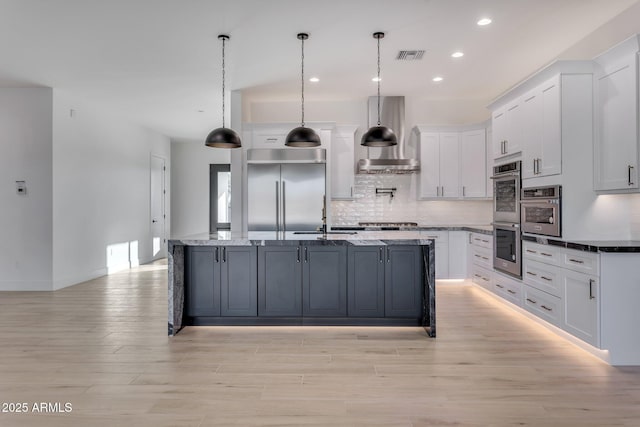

{"left": 493, "top": 272, "right": 522, "bottom": 306}
{"left": 562, "top": 269, "right": 599, "bottom": 346}
{"left": 471, "top": 264, "right": 492, "bottom": 291}
{"left": 422, "top": 231, "right": 449, "bottom": 279}
{"left": 468, "top": 232, "right": 494, "bottom": 290}
{"left": 523, "top": 284, "right": 563, "bottom": 327}
{"left": 448, "top": 231, "right": 468, "bottom": 279}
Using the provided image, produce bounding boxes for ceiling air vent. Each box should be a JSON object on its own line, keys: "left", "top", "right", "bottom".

{"left": 396, "top": 50, "right": 425, "bottom": 61}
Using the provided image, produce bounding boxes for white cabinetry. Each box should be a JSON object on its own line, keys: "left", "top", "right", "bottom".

{"left": 331, "top": 125, "right": 357, "bottom": 200}
{"left": 594, "top": 35, "right": 640, "bottom": 192}
{"left": 459, "top": 130, "right": 488, "bottom": 198}
{"left": 416, "top": 125, "right": 489, "bottom": 200}
{"left": 447, "top": 231, "right": 468, "bottom": 279}
{"left": 523, "top": 241, "right": 599, "bottom": 346}
{"left": 422, "top": 231, "right": 449, "bottom": 279}
{"left": 492, "top": 99, "right": 522, "bottom": 159}
{"left": 468, "top": 232, "right": 493, "bottom": 290}
{"left": 418, "top": 132, "right": 459, "bottom": 198}
{"left": 521, "top": 76, "right": 562, "bottom": 180}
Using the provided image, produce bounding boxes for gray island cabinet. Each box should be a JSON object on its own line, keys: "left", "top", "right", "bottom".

{"left": 168, "top": 233, "right": 435, "bottom": 337}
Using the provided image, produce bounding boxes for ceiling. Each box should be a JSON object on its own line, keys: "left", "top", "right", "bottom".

{"left": 1, "top": 0, "right": 639, "bottom": 141}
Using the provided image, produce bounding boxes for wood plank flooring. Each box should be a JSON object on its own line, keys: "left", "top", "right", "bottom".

{"left": 1, "top": 260, "right": 640, "bottom": 426}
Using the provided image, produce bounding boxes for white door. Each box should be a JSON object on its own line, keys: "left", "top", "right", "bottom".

{"left": 150, "top": 155, "right": 166, "bottom": 259}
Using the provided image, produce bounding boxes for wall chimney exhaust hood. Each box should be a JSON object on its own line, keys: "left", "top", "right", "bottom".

{"left": 357, "top": 96, "right": 420, "bottom": 174}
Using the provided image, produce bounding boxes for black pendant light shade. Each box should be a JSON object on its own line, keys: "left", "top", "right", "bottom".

{"left": 205, "top": 34, "right": 241, "bottom": 149}
{"left": 205, "top": 127, "right": 242, "bottom": 148}
{"left": 361, "top": 125, "right": 397, "bottom": 147}
{"left": 285, "top": 33, "right": 321, "bottom": 147}
{"left": 361, "top": 31, "right": 397, "bottom": 147}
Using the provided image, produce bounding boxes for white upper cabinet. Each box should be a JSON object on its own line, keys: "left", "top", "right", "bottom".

{"left": 492, "top": 99, "right": 522, "bottom": 160}
{"left": 459, "top": 129, "right": 487, "bottom": 198}
{"left": 330, "top": 125, "right": 358, "bottom": 200}
{"left": 594, "top": 35, "right": 640, "bottom": 192}
{"left": 521, "top": 75, "right": 562, "bottom": 180}
{"left": 418, "top": 132, "right": 459, "bottom": 198}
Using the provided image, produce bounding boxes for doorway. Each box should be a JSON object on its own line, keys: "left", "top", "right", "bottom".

{"left": 210, "top": 164, "right": 231, "bottom": 232}
{"left": 151, "top": 155, "right": 166, "bottom": 259}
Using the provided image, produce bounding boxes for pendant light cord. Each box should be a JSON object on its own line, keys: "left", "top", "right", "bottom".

{"left": 301, "top": 36, "right": 305, "bottom": 127}
{"left": 377, "top": 34, "right": 381, "bottom": 126}
{"left": 221, "top": 36, "right": 226, "bottom": 129}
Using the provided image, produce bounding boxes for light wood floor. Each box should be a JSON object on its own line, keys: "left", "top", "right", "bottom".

{"left": 1, "top": 260, "right": 640, "bottom": 426}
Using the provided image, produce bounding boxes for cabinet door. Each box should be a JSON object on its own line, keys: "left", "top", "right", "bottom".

{"left": 422, "top": 231, "right": 449, "bottom": 279}
{"left": 186, "top": 247, "right": 220, "bottom": 317}
{"left": 439, "top": 132, "right": 460, "bottom": 198}
{"left": 303, "top": 246, "right": 347, "bottom": 317}
{"left": 459, "top": 130, "right": 487, "bottom": 198}
{"left": 257, "top": 246, "right": 302, "bottom": 316}
{"left": 521, "top": 89, "right": 542, "bottom": 179}
{"left": 504, "top": 100, "right": 522, "bottom": 155}
{"left": 539, "top": 76, "right": 561, "bottom": 177}
{"left": 419, "top": 133, "right": 440, "bottom": 198}
{"left": 385, "top": 246, "right": 422, "bottom": 318}
{"left": 563, "top": 270, "right": 599, "bottom": 346}
{"left": 448, "top": 231, "right": 468, "bottom": 279}
{"left": 220, "top": 246, "right": 257, "bottom": 317}
{"left": 595, "top": 55, "right": 639, "bottom": 191}
{"left": 331, "top": 130, "right": 355, "bottom": 200}
{"left": 347, "top": 246, "right": 385, "bottom": 317}
{"left": 492, "top": 108, "right": 507, "bottom": 159}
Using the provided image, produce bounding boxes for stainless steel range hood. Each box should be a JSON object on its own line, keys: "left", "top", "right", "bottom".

{"left": 357, "top": 96, "right": 420, "bottom": 174}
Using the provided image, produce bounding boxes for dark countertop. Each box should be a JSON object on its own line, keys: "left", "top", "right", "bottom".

{"left": 332, "top": 225, "right": 493, "bottom": 234}
{"left": 522, "top": 234, "right": 640, "bottom": 253}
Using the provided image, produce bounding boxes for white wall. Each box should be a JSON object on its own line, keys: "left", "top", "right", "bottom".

{"left": 0, "top": 88, "right": 53, "bottom": 291}
{"left": 52, "top": 90, "right": 171, "bottom": 290}
{"left": 170, "top": 141, "right": 230, "bottom": 238}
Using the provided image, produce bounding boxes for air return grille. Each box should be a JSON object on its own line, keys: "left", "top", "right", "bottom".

{"left": 396, "top": 50, "right": 425, "bottom": 60}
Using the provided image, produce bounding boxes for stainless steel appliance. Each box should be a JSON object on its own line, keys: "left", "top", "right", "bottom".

{"left": 521, "top": 185, "right": 562, "bottom": 237}
{"left": 247, "top": 148, "right": 326, "bottom": 232}
{"left": 491, "top": 161, "right": 521, "bottom": 223}
{"left": 357, "top": 96, "right": 420, "bottom": 174}
{"left": 492, "top": 161, "right": 522, "bottom": 278}
{"left": 493, "top": 221, "right": 521, "bottom": 278}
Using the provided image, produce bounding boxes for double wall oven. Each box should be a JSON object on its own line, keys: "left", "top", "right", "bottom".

{"left": 491, "top": 161, "right": 522, "bottom": 278}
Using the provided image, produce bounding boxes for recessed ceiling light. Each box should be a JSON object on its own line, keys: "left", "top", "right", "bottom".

{"left": 432, "top": 76, "right": 443, "bottom": 82}
{"left": 451, "top": 51, "right": 464, "bottom": 58}
{"left": 309, "top": 77, "right": 319, "bottom": 83}
{"left": 372, "top": 76, "right": 381, "bottom": 82}
{"left": 477, "top": 18, "right": 492, "bottom": 26}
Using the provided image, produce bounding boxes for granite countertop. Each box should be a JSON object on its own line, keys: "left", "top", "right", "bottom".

{"left": 522, "top": 234, "right": 640, "bottom": 253}
{"left": 332, "top": 224, "right": 493, "bottom": 234}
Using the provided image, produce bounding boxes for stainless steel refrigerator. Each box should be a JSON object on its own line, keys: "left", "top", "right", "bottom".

{"left": 246, "top": 148, "right": 326, "bottom": 232}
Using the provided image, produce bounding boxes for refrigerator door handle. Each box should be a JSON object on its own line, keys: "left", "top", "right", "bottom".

{"left": 282, "top": 181, "right": 286, "bottom": 233}
{"left": 275, "top": 181, "right": 280, "bottom": 232}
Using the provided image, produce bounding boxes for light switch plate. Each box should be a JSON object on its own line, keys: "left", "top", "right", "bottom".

{"left": 16, "top": 181, "right": 26, "bottom": 195}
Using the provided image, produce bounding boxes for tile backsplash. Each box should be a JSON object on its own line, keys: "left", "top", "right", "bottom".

{"left": 331, "top": 174, "right": 492, "bottom": 226}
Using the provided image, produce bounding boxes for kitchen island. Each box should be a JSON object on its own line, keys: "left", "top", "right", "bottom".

{"left": 168, "top": 231, "right": 435, "bottom": 337}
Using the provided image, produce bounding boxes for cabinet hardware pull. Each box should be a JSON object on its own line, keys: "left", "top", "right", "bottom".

{"left": 533, "top": 158, "right": 537, "bottom": 175}
{"left": 589, "top": 279, "right": 595, "bottom": 300}
{"left": 482, "top": 256, "right": 489, "bottom": 260}
{"left": 526, "top": 249, "right": 537, "bottom": 254}
{"left": 474, "top": 274, "right": 481, "bottom": 278}
{"left": 504, "top": 140, "right": 508, "bottom": 154}
{"left": 526, "top": 298, "right": 537, "bottom": 304}
{"left": 441, "top": 186, "right": 444, "bottom": 196}
{"left": 540, "top": 305, "right": 552, "bottom": 312}
{"left": 629, "top": 165, "right": 635, "bottom": 186}
{"left": 507, "top": 289, "right": 516, "bottom": 295}
{"left": 526, "top": 271, "right": 537, "bottom": 276}
{"left": 568, "top": 258, "right": 584, "bottom": 264}
{"left": 266, "top": 137, "right": 278, "bottom": 141}
{"left": 379, "top": 247, "right": 384, "bottom": 263}
{"left": 475, "top": 254, "right": 482, "bottom": 258}
{"left": 541, "top": 276, "right": 552, "bottom": 281}
{"left": 296, "top": 247, "right": 301, "bottom": 263}
{"left": 541, "top": 252, "right": 552, "bottom": 257}
{"left": 462, "top": 186, "right": 466, "bottom": 197}
{"left": 481, "top": 239, "right": 489, "bottom": 243}
{"left": 215, "top": 247, "right": 219, "bottom": 263}
{"left": 469, "top": 233, "right": 473, "bottom": 244}
{"left": 223, "top": 247, "right": 227, "bottom": 263}
{"left": 304, "top": 247, "right": 308, "bottom": 263}
{"left": 474, "top": 238, "right": 482, "bottom": 242}
{"left": 482, "top": 277, "right": 489, "bottom": 282}
{"left": 496, "top": 284, "right": 504, "bottom": 288}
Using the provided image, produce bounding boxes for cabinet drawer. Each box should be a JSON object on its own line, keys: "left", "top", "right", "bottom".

{"left": 562, "top": 249, "right": 598, "bottom": 275}
{"left": 253, "top": 133, "right": 286, "bottom": 148}
{"left": 523, "top": 241, "right": 561, "bottom": 266}
{"left": 523, "top": 285, "right": 563, "bottom": 327}
{"left": 471, "top": 245, "right": 492, "bottom": 269}
{"left": 493, "top": 273, "right": 522, "bottom": 306}
{"left": 422, "top": 230, "right": 449, "bottom": 243}
{"left": 470, "top": 232, "right": 492, "bottom": 249}
{"left": 522, "top": 258, "right": 562, "bottom": 298}
{"left": 471, "top": 265, "right": 492, "bottom": 290}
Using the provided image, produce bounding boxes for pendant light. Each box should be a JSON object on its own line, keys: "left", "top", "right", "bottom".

{"left": 361, "top": 32, "right": 397, "bottom": 147}
{"left": 285, "top": 33, "right": 321, "bottom": 147}
{"left": 205, "top": 34, "right": 241, "bottom": 149}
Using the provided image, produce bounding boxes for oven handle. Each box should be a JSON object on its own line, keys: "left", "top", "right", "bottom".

{"left": 492, "top": 222, "right": 521, "bottom": 229}
{"left": 490, "top": 172, "right": 520, "bottom": 179}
